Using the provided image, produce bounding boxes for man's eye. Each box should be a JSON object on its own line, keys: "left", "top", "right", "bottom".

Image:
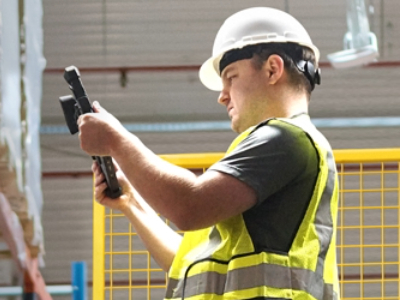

{"left": 228, "top": 75, "right": 237, "bottom": 81}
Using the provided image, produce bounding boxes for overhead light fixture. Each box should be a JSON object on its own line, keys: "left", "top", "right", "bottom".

{"left": 327, "top": 0, "right": 379, "bottom": 69}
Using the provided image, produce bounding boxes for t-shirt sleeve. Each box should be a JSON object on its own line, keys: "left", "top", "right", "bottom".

{"left": 207, "top": 121, "right": 317, "bottom": 205}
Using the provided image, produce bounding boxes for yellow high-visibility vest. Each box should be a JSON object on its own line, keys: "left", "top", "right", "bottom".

{"left": 165, "top": 114, "right": 340, "bottom": 300}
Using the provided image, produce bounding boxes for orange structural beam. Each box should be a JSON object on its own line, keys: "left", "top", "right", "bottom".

{"left": 0, "top": 193, "right": 52, "bottom": 300}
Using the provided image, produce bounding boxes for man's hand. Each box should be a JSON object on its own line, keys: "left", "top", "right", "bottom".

{"left": 77, "top": 101, "right": 127, "bottom": 156}
{"left": 92, "top": 160, "right": 135, "bottom": 212}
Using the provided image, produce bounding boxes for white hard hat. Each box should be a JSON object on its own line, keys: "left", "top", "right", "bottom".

{"left": 199, "top": 7, "right": 320, "bottom": 91}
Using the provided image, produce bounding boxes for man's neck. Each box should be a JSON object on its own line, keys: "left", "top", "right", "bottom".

{"left": 265, "top": 88, "right": 309, "bottom": 119}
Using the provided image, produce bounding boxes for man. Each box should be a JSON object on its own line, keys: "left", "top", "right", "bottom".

{"left": 78, "top": 7, "right": 340, "bottom": 300}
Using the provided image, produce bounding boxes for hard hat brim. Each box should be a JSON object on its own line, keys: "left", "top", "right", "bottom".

{"left": 199, "top": 53, "right": 224, "bottom": 91}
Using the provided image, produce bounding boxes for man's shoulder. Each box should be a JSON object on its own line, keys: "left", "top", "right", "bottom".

{"left": 249, "top": 118, "right": 312, "bottom": 145}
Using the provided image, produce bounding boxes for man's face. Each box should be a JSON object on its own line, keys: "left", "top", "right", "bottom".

{"left": 218, "top": 59, "right": 269, "bottom": 133}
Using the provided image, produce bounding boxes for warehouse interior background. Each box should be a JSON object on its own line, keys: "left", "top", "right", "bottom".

{"left": 1, "top": 0, "right": 400, "bottom": 299}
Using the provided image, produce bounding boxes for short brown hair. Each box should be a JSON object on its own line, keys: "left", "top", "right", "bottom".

{"left": 250, "top": 43, "right": 317, "bottom": 97}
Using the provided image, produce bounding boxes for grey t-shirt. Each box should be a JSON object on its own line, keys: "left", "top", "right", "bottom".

{"left": 208, "top": 118, "right": 319, "bottom": 253}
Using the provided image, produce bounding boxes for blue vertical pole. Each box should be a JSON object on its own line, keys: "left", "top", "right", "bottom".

{"left": 22, "top": 292, "right": 37, "bottom": 300}
{"left": 72, "top": 261, "right": 87, "bottom": 300}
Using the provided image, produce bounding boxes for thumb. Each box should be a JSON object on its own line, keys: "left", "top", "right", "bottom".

{"left": 92, "top": 101, "right": 106, "bottom": 113}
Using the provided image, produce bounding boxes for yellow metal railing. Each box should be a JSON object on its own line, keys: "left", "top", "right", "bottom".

{"left": 93, "top": 148, "right": 400, "bottom": 300}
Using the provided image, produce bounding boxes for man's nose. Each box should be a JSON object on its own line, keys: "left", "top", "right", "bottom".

{"left": 218, "top": 88, "right": 229, "bottom": 106}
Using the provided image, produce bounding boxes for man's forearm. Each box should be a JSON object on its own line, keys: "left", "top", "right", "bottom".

{"left": 110, "top": 130, "right": 199, "bottom": 224}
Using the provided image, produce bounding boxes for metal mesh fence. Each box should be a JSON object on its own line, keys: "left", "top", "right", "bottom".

{"left": 93, "top": 150, "right": 400, "bottom": 300}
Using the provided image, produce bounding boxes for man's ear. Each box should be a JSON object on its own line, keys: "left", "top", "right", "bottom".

{"left": 264, "top": 54, "right": 285, "bottom": 85}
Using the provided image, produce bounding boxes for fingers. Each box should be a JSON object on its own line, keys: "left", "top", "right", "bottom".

{"left": 92, "top": 161, "right": 119, "bottom": 205}
{"left": 92, "top": 161, "right": 121, "bottom": 186}
{"left": 77, "top": 115, "right": 83, "bottom": 127}
{"left": 91, "top": 161, "right": 98, "bottom": 173}
{"left": 76, "top": 112, "right": 94, "bottom": 127}
{"left": 92, "top": 101, "right": 100, "bottom": 112}
{"left": 92, "top": 160, "right": 127, "bottom": 210}
{"left": 91, "top": 161, "right": 104, "bottom": 185}
{"left": 92, "top": 162, "right": 102, "bottom": 177}
{"left": 92, "top": 101, "right": 106, "bottom": 114}
{"left": 94, "top": 181, "right": 108, "bottom": 201}
{"left": 92, "top": 164, "right": 110, "bottom": 204}
{"left": 95, "top": 172, "right": 106, "bottom": 186}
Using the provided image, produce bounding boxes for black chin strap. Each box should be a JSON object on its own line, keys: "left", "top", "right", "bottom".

{"left": 296, "top": 60, "right": 321, "bottom": 91}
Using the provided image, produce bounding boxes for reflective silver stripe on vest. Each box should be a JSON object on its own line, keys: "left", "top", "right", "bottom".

{"left": 166, "top": 264, "right": 338, "bottom": 299}
{"left": 166, "top": 150, "right": 337, "bottom": 300}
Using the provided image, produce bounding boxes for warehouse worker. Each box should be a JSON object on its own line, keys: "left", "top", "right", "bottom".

{"left": 79, "top": 7, "right": 340, "bottom": 300}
